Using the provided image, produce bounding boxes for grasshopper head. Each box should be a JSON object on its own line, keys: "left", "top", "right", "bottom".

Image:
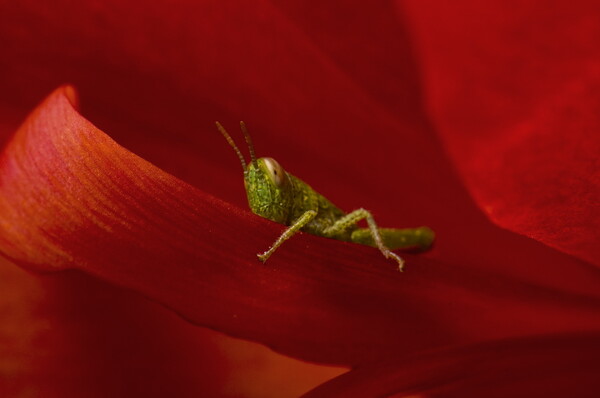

{"left": 244, "top": 157, "right": 292, "bottom": 223}
{"left": 216, "top": 121, "right": 292, "bottom": 224}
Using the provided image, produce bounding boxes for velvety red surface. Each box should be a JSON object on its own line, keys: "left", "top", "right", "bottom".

{"left": 404, "top": 0, "right": 600, "bottom": 266}
{"left": 304, "top": 332, "right": 600, "bottom": 398}
{"left": 0, "top": 0, "right": 598, "bottom": 397}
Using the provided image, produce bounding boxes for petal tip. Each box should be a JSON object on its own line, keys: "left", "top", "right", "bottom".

{"left": 59, "top": 84, "right": 79, "bottom": 109}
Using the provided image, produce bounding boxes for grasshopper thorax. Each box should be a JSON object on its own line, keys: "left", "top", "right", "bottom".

{"left": 244, "top": 157, "right": 293, "bottom": 224}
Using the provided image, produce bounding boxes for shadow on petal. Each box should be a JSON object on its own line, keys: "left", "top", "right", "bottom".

{"left": 303, "top": 332, "right": 600, "bottom": 398}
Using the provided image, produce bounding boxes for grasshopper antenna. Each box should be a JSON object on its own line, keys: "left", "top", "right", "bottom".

{"left": 240, "top": 121, "right": 258, "bottom": 168}
{"left": 215, "top": 121, "right": 247, "bottom": 172}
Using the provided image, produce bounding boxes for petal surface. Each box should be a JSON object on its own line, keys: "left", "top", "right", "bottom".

{"left": 1, "top": 0, "right": 596, "bottom": 274}
{"left": 2, "top": 0, "right": 599, "bottom": 395}
{"left": 0, "top": 255, "right": 229, "bottom": 397}
{"left": 303, "top": 332, "right": 600, "bottom": 398}
{"left": 1, "top": 87, "right": 599, "bottom": 367}
{"left": 0, "top": 255, "right": 343, "bottom": 397}
{"left": 403, "top": 0, "right": 600, "bottom": 265}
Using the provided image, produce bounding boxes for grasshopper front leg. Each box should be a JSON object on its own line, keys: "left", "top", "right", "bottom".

{"left": 258, "top": 210, "right": 317, "bottom": 262}
{"left": 323, "top": 208, "right": 405, "bottom": 271}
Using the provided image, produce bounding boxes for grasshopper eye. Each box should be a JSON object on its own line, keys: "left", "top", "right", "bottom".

{"left": 263, "top": 157, "right": 286, "bottom": 186}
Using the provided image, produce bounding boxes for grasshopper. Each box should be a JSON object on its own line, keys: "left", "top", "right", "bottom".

{"left": 216, "top": 122, "right": 434, "bottom": 271}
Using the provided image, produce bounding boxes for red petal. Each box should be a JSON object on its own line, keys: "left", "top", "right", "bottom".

{"left": 0, "top": 0, "right": 594, "bottom": 278}
{"left": 0, "top": 0, "right": 438, "bottom": 216}
{"left": 0, "top": 255, "right": 230, "bottom": 397}
{"left": 303, "top": 332, "right": 600, "bottom": 398}
{"left": 1, "top": 86, "right": 599, "bottom": 367}
{"left": 0, "top": 256, "right": 345, "bottom": 397}
{"left": 403, "top": 1, "right": 600, "bottom": 265}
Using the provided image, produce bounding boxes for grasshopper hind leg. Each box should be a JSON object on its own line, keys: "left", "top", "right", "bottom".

{"left": 350, "top": 227, "right": 435, "bottom": 252}
{"left": 323, "top": 208, "right": 406, "bottom": 271}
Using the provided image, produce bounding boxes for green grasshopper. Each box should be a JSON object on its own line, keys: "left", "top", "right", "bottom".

{"left": 216, "top": 122, "right": 434, "bottom": 271}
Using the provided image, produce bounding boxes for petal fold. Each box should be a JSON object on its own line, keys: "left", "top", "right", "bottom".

{"left": 303, "top": 332, "right": 600, "bottom": 398}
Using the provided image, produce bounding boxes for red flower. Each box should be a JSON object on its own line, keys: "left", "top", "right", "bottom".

{"left": 0, "top": 1, "right": 598, "bottom": 397}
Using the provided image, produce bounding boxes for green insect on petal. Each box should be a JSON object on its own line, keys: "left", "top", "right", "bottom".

{"left": 216, "top": 121, "right": 435, "bottom": 271}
